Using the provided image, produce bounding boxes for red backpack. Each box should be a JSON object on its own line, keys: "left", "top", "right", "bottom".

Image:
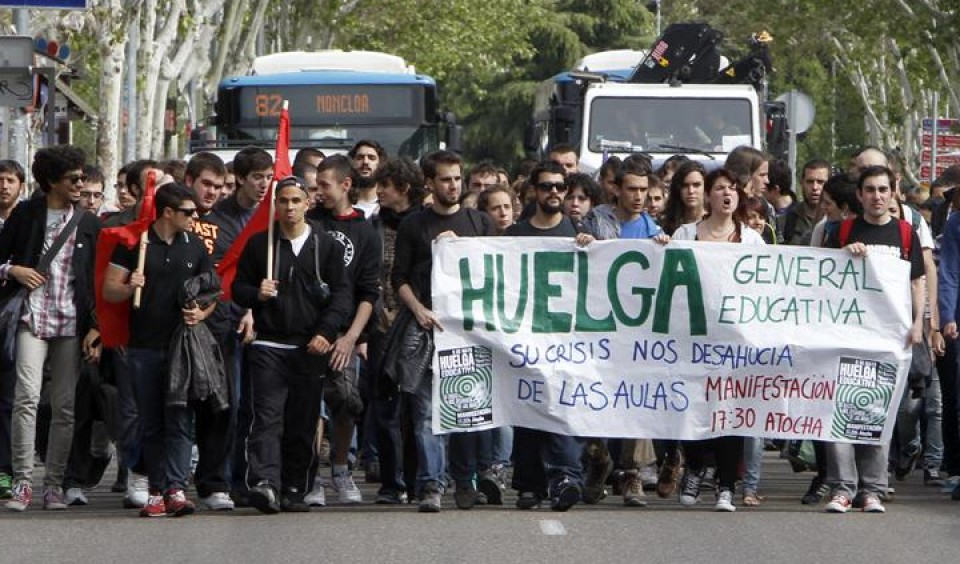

{"left": 837, "top": 218, "right": 912, "bottom": 260}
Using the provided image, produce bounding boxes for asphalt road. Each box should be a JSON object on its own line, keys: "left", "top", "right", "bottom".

{"left": 1, "top": 452, "right": 958, "bottom": 564}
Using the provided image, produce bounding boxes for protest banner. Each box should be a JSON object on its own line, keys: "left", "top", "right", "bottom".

{"left": 431, "top": 237, "right": 912, "bottom": 444}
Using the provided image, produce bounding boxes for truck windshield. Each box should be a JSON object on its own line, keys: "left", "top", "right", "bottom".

{"left": 588, "top": 97, "right": 753, "bottom": 154}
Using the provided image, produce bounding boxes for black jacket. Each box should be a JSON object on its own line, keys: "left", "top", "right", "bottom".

{"left": 232, "top": 220, "right": 352, "bottom": 345}
{"left": 0, "top": 197, "right": 100, "bottom": 336}
{"left": 307, "top": 207, "right": 383, "bottom": 338}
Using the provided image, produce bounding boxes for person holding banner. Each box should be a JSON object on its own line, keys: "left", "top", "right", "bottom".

{"left": 103, "top": 183, "right": 216, "bottom": 518}
{"left": 580, "top": 157, "right": 668, "bottom": 507}
{"left": 231, "top": 179, "right": 352, "bottom": 514}
{"left": 390, "top": 150, "right": 495, "bottom": 512}
{"left": 672, "top": 167, "right": 765, "bottom": 513}
{"left": 0, "top": 146, "right": 101, "bottom": 512}
{"left": 821, "top": 165, "right": 925, "bottom": 514}
{"left": 504, "top": 161, "right": 595, "bottom": 511}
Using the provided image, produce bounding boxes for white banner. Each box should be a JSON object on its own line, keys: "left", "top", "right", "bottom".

{"left": 431, "top": 237, "right": 913, "bottom": 444}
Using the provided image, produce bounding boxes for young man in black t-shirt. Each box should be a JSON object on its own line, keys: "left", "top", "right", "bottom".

{"left": 822, "top": 165, "right": 924, "bottom": 514}
{"left": 391, "top": 150, "right": 495, "bottom": 512}
{"left": 505, "top": 161, "right": 594, "bottom": 512}
{"left": 104, "top": 184, "right": 216, "bottom": 518}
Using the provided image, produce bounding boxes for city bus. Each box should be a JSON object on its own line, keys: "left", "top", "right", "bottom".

{"left": 190, "top": 50, "right": 460, "bottom": 160}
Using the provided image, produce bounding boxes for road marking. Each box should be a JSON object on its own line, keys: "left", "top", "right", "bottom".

{"left": 540, "top": 519, "right": 567, "bottom": 536}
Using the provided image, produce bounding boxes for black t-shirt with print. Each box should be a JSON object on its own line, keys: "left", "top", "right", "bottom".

{"left": 825, "top": 217, "right": 924, "bottom": 280}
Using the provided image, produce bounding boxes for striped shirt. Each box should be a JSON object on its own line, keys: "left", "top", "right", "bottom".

{"left": 22, "top": 207, "right": 78, "bottom": 338}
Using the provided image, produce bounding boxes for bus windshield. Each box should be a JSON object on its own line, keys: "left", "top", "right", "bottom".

{"left": 588, "top": 97, "right": 753, "bottom": 153}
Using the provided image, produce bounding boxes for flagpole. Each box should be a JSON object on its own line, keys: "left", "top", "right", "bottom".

{"left": 266, "top": 100, "right": 288, "bottom": 282}
{"left": 132, "top": 170, "right": 156, "bottom": 309}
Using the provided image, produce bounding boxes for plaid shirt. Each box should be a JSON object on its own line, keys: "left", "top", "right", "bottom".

{"left": 22, "top": 207, "right": 78, "bottom": 338}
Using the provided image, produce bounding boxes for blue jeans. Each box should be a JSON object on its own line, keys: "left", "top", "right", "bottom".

{"left": 491, "top": 426, "right": 513, "bottom": 467}
{"left": 126, "top": 348, "right": 193, "bottom": 492}
{"left": 405, "top": 375, "right": 445, "bottom": 494}
{"left": 511, "top": 426, "right": 582, "bottom": 496}
{"left": 743, "top": 437, "right": 764, "bottom": 493}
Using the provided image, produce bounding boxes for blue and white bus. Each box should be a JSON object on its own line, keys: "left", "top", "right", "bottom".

{"left": 191, "top": 50, "right": 460, "bottom": 160}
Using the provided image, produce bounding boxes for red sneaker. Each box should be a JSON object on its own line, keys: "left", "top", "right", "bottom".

{"left": 139, "top": 494, "right": 166, "bottom": 518}
{"left": 5, "top": 481, "right": 32, "bottom": 512}
{"left": 164, "top": 489, "right": 195, "bottom": 517}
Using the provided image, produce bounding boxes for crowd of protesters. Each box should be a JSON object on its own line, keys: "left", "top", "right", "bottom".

{"left": 0, "top": 137, "right": 953, "bottom": 517}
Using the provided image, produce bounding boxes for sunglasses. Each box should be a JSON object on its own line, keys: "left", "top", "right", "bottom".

{"left": 176, "top": 207, "right": 199, "bottom": 218}
{"left": 62, "top": 174, "right": 87, "bottom": 185}
{"left": 535, "top": 181, "right": 567, "bottom": 193}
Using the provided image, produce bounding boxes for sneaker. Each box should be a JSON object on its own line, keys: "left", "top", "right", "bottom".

{"left": 657, "top": 459, "right": 681, "bottom": 498}
{"left": 940, "top": 475, "right": 960, "bottom": 493}
{"left": 924, "top": 468, "right": 946, "bottom": 487}
{"left": 5, "top": 481, "right": 31, "bottom": 512}
{"left": 418, "top": 483, "right": 442, "bottom": 513}
{"left": 622, "top": 470, "right": 647, "bottom": 507}
{"left": 715, "top": 489, "right": 736, "bottom": 512}
{"left": 43, "top": 486, "right": 67, "bottom": 510}
{"left": 478, "top": 466, "right": 506, "bottom": 505}
{"left": 679, "top": 470, "right": 702, "bottom": 506}
{"left": 164, "top": 489, "right": 195, "bottom": 517}
{"left": 862, "top": 493, "right": 886, "bottom": 513}
{"left": 639, "top": 463, "right": 658, "bottom": 492}
{"left": 701, "top": 465, "right": 717, "bottom": 490}
{"left": 375, "top": 490, "right": 407, "bottom": 505}
{"left": 0, "top": 472, "right": 12, "bottom": 500}
{"left": 305, "top": 478, "right": 326, "bottom": 507}
{"left": 124, "top": 473, "right": 149, "bottom": 509}
{"left": 65, "top": 487, "right": 89, "bottom": 506}
{"left": 454, "top": 482, "right": 478, "bottom": 510}
{"left": 475, "top": 491, "right": 488, "bottom": 505}
{"left": 550, "top": 478, "right": 580, "bottom": 512}
{"left": 249, "top": 481, "right": 281, "bottom": 515}
{"left": 331, "top": 473, "right": 363, "bottom": 504}
{"left": 139, "top": 494, "right": 166, "bottom": 518}
{"left": 199, "top": 492, "right": 235, "bottom": 511}
{"left": 581, "top": 453, "right": 612, "bottom": 504}
{"left": 801, "top": 476, "right": 826, "bottom": 505}
{"left": 281, "top": 488, "right": 311, "bottom": 512}
{"left": 895, "top": 450, "right": 920, "bottom": 481}
{"left": 824, "top": 494, "right": 852, "bottom": 513}
{"left": 364, "top": 460, "right": 381, "bottom": 484}
{"left": 516, "top": 491, "right": 542, "bottom": 510}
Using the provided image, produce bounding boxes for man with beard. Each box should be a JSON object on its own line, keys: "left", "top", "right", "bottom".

{"left": 348, "top": 140, "right": 386, "bottom": 219}
{"left": 391, "top": 150, "right": 495, "bottom": 512}
{"left": 780, "top": 159, "right": 829, "bottom": 246}
{"left": 504, "top": 161, "right": 593, "bottom": 511}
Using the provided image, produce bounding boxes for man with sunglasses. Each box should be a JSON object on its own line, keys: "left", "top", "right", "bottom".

{"left": 0, "top": 146, "right": 101, "bottom": 511}
{"left": 504, "top": 161, "right": 594, "bottom": 512}
{"left": 103, "top": 183, "right": 217, "bottom": 518}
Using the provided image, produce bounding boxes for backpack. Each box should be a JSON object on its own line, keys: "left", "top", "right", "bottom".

{"left": 838, "top": 218, "right": 912, "bottom": 260}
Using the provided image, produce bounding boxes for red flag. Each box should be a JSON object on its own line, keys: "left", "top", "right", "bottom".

{"left": 95, "top": 171, "right": 157, "bottom": 348}
{"left": 217, "top": 104, "right": 292, "bottom": 301}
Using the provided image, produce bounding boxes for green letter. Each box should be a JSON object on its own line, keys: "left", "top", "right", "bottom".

{"left": 608, "top": 251, "right": 654, "bottom": 327}
{"left": 532, "top": 251, "right": 574, "bottom": 333}
{"left": 653, "top": 249, "right": 707, "bottom": 335}
{"left": 496, "top": 253, "right": 528, "bottom": 333}
{"left": 575, "top": 251, "right": 616, "bottom": 331}
{"left": 459, "top": 254, "right": 495, "bottom": 331}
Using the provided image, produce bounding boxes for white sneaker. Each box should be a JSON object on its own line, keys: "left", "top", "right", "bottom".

{"left": 125, "top": 473, "right": 149, "bottom": 508}
{"left": 199, "top": 492, "right": 235, "bottom": 511}
{"left": 714, "top": 489, "right": 736, "bottom": 512}
{"left": 64, "top": 487, "right": 88, "bottom": 506}
{"left": 639, "top": 463, "right": 658, "bottom": 489}
{"left": 331, "top": 473, "right": 362, "bottom": 504}
{"left": 305, "top": 478, "right": 326, "bottom": 507}
{"left": 862, "top": 494, "right": 886, "bottom": 513}
{"left": 824, "top": 494, "right": 852, "bottom": 513}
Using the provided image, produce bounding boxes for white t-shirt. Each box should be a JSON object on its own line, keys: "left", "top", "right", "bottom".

{"left": 672, "top": 221, "right": 766, "bottom": 245}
